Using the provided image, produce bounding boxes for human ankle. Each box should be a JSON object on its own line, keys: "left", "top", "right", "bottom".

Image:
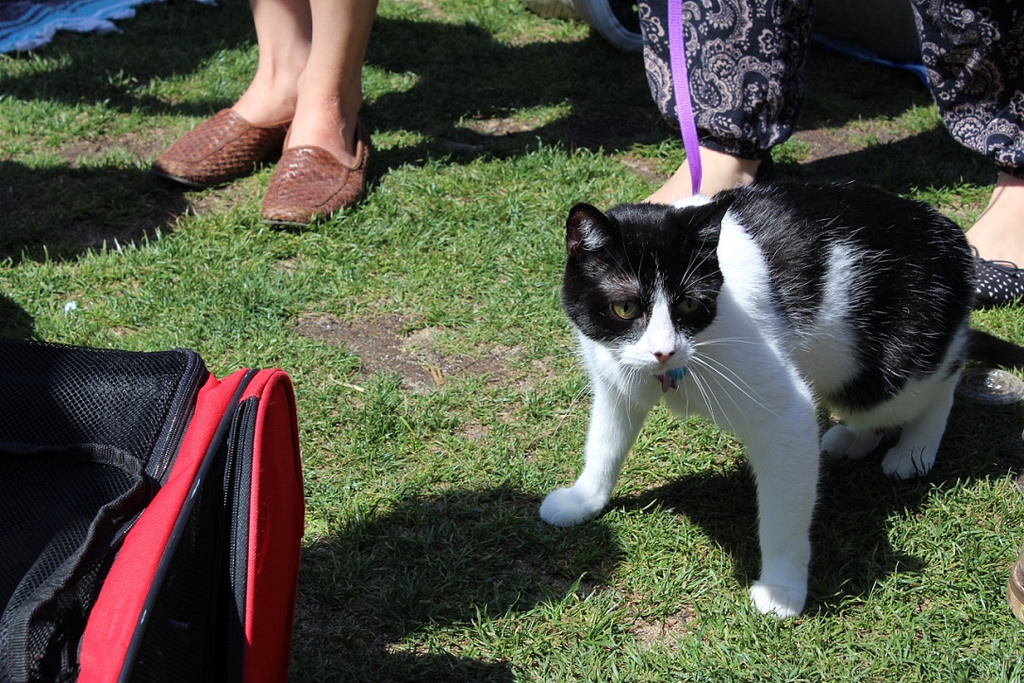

{"left": 966, "top": 173, "right": 1024, "bottom": 263}
{"left": 645, "top": 148, "right": 761, "bottom": 203}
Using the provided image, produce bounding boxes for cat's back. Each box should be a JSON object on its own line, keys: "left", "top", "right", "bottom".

{"left": 726, "top": 181, "right": 966, "bottom": 254}
{"left": 719, "top": 181, "right": 975, "bottom": 319}
{"left": 716, "top": 181, "right": 976, "bottom": 408}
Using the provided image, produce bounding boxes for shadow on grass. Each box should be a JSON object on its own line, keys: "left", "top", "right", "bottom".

{"left": 0, "top": 2, "right": 661, "bottom": 156}
{"left": 293, "top": 486, "right": 621, "bottom": 681}
{"left": 799, "top": 46, "right": 934, "bottom": 131}
{"left": 608, "top": 398, "right": 1024, "bottom": 616}
{"left": 362, "top": 17, "right": 660, "bottom": 167}
{"left": 0, "top": 0, "right": 934, "bottom": 146}
{"left": 0, "top": 1, "right": 961, "bottom": 261}
{"left": 0, "top": 161, "right": 188, "bottom": 263}
{"left": 362, "top": 24, "right": 946, "bottom": 178}
{"left": 784, "top": 128, "right": 995, "bottom": 193}
{"left": 0, "top": 0, "right": 256, "bottom": 118}
{"left": 0, "top": 296, "right": 35, "bottom": 340}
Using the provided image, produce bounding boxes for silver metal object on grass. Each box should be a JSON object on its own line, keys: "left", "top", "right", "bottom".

{"left": 955, "top": 367, "right": 1024, "bottom": 405}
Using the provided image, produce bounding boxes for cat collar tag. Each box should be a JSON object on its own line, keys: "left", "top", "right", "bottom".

{"left": 656, "top": 367, "right": 687, "bottom": 393}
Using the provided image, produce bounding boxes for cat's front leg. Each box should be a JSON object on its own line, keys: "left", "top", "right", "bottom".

{"left": 540, "top": 379, "right": 654, "bottom": 527}
{"left": 742, "top": 407, "right": 820, "bottom": 618}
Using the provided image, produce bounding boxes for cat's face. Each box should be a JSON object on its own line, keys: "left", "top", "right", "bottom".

{"left": 561, "top": 201, "right": 728, "bottom": 378}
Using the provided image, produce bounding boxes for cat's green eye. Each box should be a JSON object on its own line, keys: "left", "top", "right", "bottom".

{"left": 675, "top": 297, "right": 701, "bottom": 315}
{"left": 611, "top": 300, "right": 642, "bottom": 320}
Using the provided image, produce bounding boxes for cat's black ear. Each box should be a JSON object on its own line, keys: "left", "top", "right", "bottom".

{"left": 678, "top": 195, "right": 735, "bottom": 227}
{"left": 565, "top": 202, "right": 612, "bottom": 256}
{"left": 671, "top": 195, "right": 736, "bottom": 243}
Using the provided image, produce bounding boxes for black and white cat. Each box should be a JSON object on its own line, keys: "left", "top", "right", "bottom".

{"left": 540, "top": 181, "right": 1024, "bottom": 618}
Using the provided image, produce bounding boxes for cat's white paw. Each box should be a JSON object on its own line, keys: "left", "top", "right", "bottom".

{"left": 749, "top": 581, "right": 806, "bottom": 619}
{"left": 539, "top": 486, "right": 605, "bottom": 527}
{"left": 821, "top": 424, "right": 881, "bottom": 460}
{"left": 881, "top": 445, "right": 936, "bottom": 480}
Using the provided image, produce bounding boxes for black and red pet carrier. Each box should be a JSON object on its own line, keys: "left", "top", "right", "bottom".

{"left": 0, "top": 339, "right": 304, "bottom": 682}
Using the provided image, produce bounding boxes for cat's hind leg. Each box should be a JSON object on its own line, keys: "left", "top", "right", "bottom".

{"left": 880, "top": 373, "right": 958, "bottom": 480}
{"left": 821, "top": 423, "right": 882, "bottom": 460}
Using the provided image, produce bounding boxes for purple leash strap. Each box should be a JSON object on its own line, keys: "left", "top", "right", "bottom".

{"left": 667, "top": 0, "right": 701, "bottom": 195}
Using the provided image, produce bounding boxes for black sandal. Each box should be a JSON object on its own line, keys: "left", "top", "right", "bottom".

{"left": 974, "top": 249, "right": 1024, "bottom": 308}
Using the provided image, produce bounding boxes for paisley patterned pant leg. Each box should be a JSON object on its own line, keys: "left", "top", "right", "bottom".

{"left": 911, "top": 0, "right": 1024, "bottom": 179}
{"left": 639, "top": 0, "right": 815, "bottom": 160}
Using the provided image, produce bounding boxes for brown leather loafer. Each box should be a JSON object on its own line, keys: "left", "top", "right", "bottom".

{"left": 1010, "top": 543, "right": 1024, "bottom": 623}
{"left": 151, "top": 109, "right": 290, "bottom": 188}
{"left": 261, "top": 122, "right": 371, "bottom": 226}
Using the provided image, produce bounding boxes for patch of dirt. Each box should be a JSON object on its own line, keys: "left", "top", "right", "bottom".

{"left": 17, "top": 126, "right": 260, "bottom": 259}
{"left": 455, "top": 418, "right": 492, "bottom": 442}
{"left": 290, "top": 312, "right": 524, "bottom": 392}
{"left": 460, "top": 116, "right": 545, "bottom": 137}
{"left": 620, "top": 155, "right": 670, "bottom": 186}
{"left": 789, "top": 128, "right": 862, "bottom": 164}
{"left": 3, "top": 129, "right": 192, "bottom": 261}
{"left": 630, "top": 605, "right": 698, "bottom": 647}
{"left": 56, "top": 131, "right": 167, "bottom": 166}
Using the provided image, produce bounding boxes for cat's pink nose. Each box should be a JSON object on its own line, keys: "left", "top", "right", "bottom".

{"left": 653, "top": 350, "right": 674, "bottom": 363}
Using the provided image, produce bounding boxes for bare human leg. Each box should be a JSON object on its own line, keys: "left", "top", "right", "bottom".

{"left": 234, "top": 0, "right": 377, "bottom": 167}
{"left": 232, "top": 0, "right": 312, "bottom": 126}
{"left": 285, "top": 0, "right": 377, "bottom": 167}
{"left": 645, "top": 147, "right": 762, "bottom": 203}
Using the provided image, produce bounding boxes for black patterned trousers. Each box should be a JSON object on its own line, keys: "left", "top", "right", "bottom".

{"left": 641, "top": 0, "right": 1024, "bottom": 178}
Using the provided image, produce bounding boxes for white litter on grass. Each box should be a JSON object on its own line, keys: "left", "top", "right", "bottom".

{"left": 63, "top": 300, "right": 78, "bottom": 314}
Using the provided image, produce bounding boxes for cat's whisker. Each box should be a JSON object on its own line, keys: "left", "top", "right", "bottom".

{"left": 686, "top": 363, "right": 749, "bottom": 431}
{"left": 678, "top": 260, "right": 719, "bottom": 292}
{"left": 682, "top": 369, "right": 716, "bottom": 422}
{"left": 692, "top": 336, "right": 762, "bottom": 348}
{"left": 687, "top": 368, "right": 736, "bottom": 433}
{"left": 688, "top": 355, "right": 779, "bottom": 417}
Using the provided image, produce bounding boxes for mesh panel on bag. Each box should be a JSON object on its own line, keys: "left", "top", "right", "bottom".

{"left": 0, "top": 340, "right": 199, "bottom": 473}
{"left": 0, "top": 446, "right": 147, "bottom": 682}
{"left": 0, "top": 340, "right": 205, "bottom": 682}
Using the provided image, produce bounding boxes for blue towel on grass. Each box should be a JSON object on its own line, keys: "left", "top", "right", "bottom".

{"left": 0, "top": 0, "right": 210, "bottom": 54}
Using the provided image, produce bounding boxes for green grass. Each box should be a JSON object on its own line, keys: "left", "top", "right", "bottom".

{"left": 2, "top": 0, "right": 1023, "bottom": 680}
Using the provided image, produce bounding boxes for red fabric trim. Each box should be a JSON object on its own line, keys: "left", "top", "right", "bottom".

{"left": 240, "top": 370, "right": 304, "bottom": 683}
{"left": 77, "top": 370, "right": 248, "bottom": 682}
